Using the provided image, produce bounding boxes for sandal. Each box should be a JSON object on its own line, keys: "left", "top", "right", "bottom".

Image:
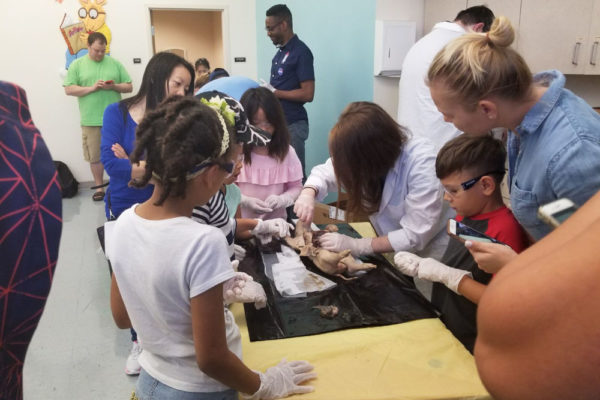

{"left": 92, "top": 191, "right": 105, "bottom": 201}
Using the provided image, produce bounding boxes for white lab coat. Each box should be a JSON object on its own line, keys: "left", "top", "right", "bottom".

{"left": 305, "top": 136, "right": 453, "bottom": 260}
{"left": 397, "top": 21, "right": 465, "bottom": 151}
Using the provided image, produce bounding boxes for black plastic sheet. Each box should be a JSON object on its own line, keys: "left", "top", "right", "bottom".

{"left": 238, "top": 224, "right": 438, "bottom": 342}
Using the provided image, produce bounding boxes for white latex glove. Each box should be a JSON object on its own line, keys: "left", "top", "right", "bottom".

{"left": 234, "top": 244, "right": 247, "bottom": 262}
{"left": 293, "top": 188, "right": 316, "bottom": 225}
{"left": 241, "top": 195, "right": 273, "bottom": 215}
{"left": 392, "top": 252, "right": 420, "bottom": 277}
{"left": 251, "top": 218, "right": 294, "bottom": 238}
{"left": 393, "top": 251, "right": 472, "bottom": 294}
{"left": 223, "top": 270, "right": 254, "bottom": 305}
{"left": 319, "top": 232, "right": 373, "bottom": 257}
{"left": 243, "top": 359, "right": 317, "bottom": 400}
{"left": 259, "top": 78, "right": 276, "bottom": 93}
{"left": 265, "top": 193, "right": 294, "bottom": 210}
{"left": 231, "top": 280, "right": 268, "bottom": 310}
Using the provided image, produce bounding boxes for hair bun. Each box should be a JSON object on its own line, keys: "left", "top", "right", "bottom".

{"left": 487, "top": 16, "right": 515, "bottom": 48}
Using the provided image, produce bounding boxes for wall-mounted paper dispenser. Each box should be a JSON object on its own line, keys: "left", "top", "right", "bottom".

{"left": 374, "top": 20, "right": 416, "bottom": 77}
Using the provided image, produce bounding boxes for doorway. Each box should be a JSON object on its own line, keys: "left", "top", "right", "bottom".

{"left": 150, "top": 9, "right": 225, "bottom": 72}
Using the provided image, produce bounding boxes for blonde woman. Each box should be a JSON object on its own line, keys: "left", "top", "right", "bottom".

{"left": 427, "top": 16, "right": 600, "bottom": 271}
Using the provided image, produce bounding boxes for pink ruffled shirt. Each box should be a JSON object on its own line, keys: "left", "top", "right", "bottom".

{"left": 236, "top": 146, "right": 303, "bottom": 219}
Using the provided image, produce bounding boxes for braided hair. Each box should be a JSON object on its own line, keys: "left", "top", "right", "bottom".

{"left": 129, "top": 96, "right": 234, "bottom": 205}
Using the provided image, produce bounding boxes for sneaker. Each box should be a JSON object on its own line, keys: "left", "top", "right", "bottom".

{"left": 125, "top": 341, "right": 142, "bottom": 375}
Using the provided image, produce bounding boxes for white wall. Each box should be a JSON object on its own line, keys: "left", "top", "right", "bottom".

{"left": 0, "top": 0, "right": 257, "bottom": 182}
{"left": 373, "top": 0, "right": 425, "bottom": 120}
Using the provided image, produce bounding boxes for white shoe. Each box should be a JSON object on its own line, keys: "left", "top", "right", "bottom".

{"left": 125, "top": 341, "right": 142, "bottom": 375}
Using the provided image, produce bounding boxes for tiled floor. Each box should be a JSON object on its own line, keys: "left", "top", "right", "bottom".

{"left": 23, "top": 189, "right": 137, "bottom": 399}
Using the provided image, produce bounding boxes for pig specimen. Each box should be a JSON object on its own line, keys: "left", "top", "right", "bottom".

{"left": 284, "top": 221, "right": 376, "bottom": 279}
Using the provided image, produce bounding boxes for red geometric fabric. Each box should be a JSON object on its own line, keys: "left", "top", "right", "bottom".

{"left": 0, "top": 81, "right": 63, "bottom": 400}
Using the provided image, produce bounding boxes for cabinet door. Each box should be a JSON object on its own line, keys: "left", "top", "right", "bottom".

{"left": 518, "top": 0, "right": 593, "bottom": 74}
{"left": 467, "top": 0, "right": 521, "bottom": 46}
{"left": 585, "top": 0, "right": 600, "bottom": 74}
{"left": 424, "top": 0, "right": 467, "bottom": 34}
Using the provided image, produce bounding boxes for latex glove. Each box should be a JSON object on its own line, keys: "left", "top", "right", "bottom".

{"left": 223, "top": 270, "right": 254, "bottom": 305}
{"left": 251, "top": 218, "right": 294, "bottom": 238}
{"left": 319, "top": 232, "right": 373, "bottom": 257}
{"left": 265, "top": 193, "right": 294, "bottom": 210}
{"left": 259, "top": 78, "right": 276, "bottom": 93}
{"left": 465, "top": 240, "right": 517, "bottom": 274}
{"left": 241, "top": 195, "right": 273, "bottom": 215}
{"left": 244, "top": 359, "right": 317, "bottom": 400}
{"left": 230, "top": 280, "right": 268, "bottom": 310}
{"left": 293, "top": 188, "right": 316, "bottom": 225}
{"left": 234, "top": 244, "right": 247, "bottom": 262}
{"left": 392, "top": 251, "right": 420, "bottom": 277}
{"left": 393, "top": 251, "right": 471, "bottom": 294}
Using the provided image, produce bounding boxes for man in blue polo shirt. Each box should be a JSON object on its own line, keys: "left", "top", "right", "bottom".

{"left": 263, "top": 4, "right": 315, "bottom": 178}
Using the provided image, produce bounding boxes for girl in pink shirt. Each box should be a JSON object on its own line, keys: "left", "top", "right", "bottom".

{"left": 237, "top": 88, "right": 303, "bottom": 219}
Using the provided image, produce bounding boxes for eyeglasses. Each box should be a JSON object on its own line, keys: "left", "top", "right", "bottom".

{"left": 78, "top": 8, "right": 106, "bottom": 19}
{"left": 265, "top": 20, "right": 283, "bottom": 33}
{"left": 443, "top": 170, "right": 505, "bottom": 196}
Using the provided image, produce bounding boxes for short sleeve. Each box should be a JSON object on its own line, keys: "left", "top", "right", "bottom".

{"left": 187, "top": 229, "right": 234, "bottom": 298}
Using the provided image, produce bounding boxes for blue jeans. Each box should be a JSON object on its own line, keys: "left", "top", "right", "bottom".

{"left": 288, "top": 119, "right": 309, "bottom": 180}
{"left": 135, "top": 369, "right": 238, "bottom": 400}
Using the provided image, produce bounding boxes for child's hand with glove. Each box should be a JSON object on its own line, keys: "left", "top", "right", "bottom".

{"left": 393, "top": 251, "right": 472, "bottom": 294}
{"left": 251, "top": 218, "right": 294, "bottom": 244}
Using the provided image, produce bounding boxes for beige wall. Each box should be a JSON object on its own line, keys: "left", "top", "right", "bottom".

{"left": 373, "top": 0, "right": 425, "bottom": 120}
{"left": 152, "top": 10, "right": 224, "bottom": 70}
{"left": 0, "top": 0, "right": 257, "bottom": 182}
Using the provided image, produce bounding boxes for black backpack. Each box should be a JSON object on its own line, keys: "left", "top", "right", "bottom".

{"left": 53, "top": 161, "right": 79, "bottom": 198}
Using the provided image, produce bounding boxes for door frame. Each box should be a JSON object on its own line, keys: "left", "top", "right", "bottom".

{"left": 144, "top": 4, "right": 231, "bottom": 72}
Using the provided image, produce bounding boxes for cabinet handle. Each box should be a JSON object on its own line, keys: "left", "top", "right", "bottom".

{"left": 591, "top": 41, "right": 599, "bottom": 66}
{"left": 572, "top": 41, "right": 582, "bottom": 65}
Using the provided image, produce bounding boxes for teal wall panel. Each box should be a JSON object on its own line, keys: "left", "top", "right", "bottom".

{"left": 256, "top": 1, "right": 376, "bottom": 199}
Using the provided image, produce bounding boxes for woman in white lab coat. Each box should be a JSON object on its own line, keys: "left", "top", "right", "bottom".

{"left": 294, "top": 101, "right": 452, "bottom": 259}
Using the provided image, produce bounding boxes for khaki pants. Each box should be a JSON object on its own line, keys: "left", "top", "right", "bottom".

{"left": 81, "top": 125, "right": 101, "bottom": 163}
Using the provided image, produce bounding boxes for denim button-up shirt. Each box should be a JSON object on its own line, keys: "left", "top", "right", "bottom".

{"left": 508, "top": 70, "right": 600, "bottom": 240}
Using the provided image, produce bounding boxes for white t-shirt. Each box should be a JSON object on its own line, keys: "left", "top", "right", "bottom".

{"left": 397, "top": 21, "right": 465, "bottom": 151}
{"left": 106, "top": 206, "right": 239, "bottom": 392}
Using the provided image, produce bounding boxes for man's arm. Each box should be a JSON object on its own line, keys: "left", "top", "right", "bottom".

{"left": 112, "top": 82, "right": 133, "bottom": 94}
{"left": 64, "top": 81, "right": 132, "bottom": 97}
{"left": 474, "top": 191, "right": 600, "bottom": 399}
{"left": 274, "top": 80, "right": 314, "bottom": 103}
{"left": 64, "top": 83, "right": 99, "bottom": 97}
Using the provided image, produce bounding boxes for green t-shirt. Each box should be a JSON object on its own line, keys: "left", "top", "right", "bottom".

{"left": 63, "top": 55, "right": 131, "bottom": 126}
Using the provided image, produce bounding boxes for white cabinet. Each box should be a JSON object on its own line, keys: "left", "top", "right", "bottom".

{"left": 374, "top": 20, "right": 416, "bottom": 76}
{"left": 518, "top": 0, "right": 597, "bottom": 74}
{"left": 585, "top": 0, "right": 600, "bottom": 73}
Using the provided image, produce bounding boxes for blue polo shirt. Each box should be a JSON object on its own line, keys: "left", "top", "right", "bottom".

{"left": 270, "top": 34, "right": 314, "bottom": 124}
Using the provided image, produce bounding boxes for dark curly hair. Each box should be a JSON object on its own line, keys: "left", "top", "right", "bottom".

{"left": 129, "top": 96, "right": 234, "bottom": 205}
